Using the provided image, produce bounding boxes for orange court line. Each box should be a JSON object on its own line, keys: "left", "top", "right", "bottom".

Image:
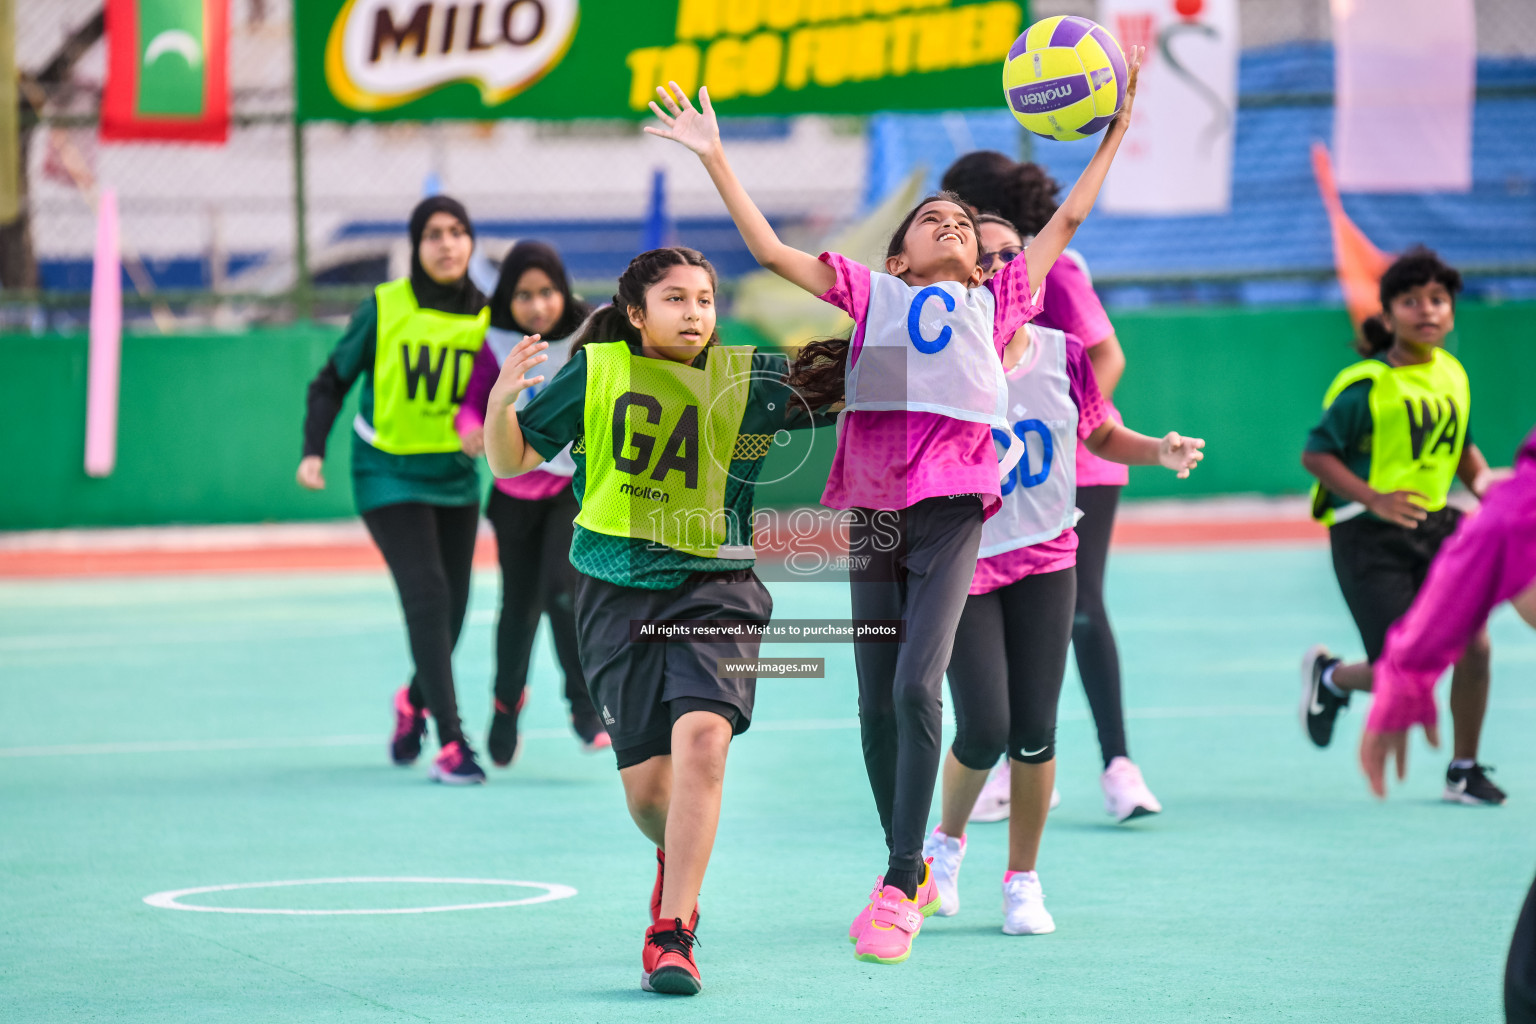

{"left": 0, "top": 517, "right": 1325, "bottom": 580}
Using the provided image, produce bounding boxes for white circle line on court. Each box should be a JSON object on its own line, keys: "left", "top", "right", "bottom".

{"left": 142, "top": 877, "right": 577, "bottom": 915}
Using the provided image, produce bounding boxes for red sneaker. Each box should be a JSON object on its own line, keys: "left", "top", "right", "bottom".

{"left": 642, "top": 918, "right": 701, "bottom": 995}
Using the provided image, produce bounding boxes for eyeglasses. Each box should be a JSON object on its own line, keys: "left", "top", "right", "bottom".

{"left": 979, "top": 247, "right": 1023, "bottom": 272}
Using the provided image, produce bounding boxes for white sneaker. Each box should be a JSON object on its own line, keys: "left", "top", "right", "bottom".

{"left": 1101, "top": 756, "right": 1162, "bottom": 823}
{"left": 1001, "top": 871, "right": 1055, "bottom": 935}
{"left": 921, "top": 827, "right": 966, "bottom": 916}
{"left": 971, "top": 762, "right": 1011, "bottom": 822}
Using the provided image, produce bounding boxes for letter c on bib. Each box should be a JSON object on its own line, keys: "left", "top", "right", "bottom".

{"left": 907, "top": 286, "right": 955, "bottom": 354}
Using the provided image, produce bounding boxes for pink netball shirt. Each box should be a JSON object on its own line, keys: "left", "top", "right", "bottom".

{"left": 457, "top": 340, "right": 571, "bottom": 501}
{"left": 970, "top": 333, "right": 1109, "bottom": 595}
{"left": 1032, "top": 253, "right": 1129, "bottom": 488}
{"left": 816, "top": 251, "right": 1043, "bottom": 518}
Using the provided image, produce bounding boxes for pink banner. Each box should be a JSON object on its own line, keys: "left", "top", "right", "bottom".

{"left": 1332, "top": 0, "right": 1474, "bottom": 193}
{"left": 85, "top": 187, "right": 122, "bottom": 479}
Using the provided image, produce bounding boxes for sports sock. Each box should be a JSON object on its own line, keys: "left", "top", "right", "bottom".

{"left": 884, "top": 866, "right": 920, "bottom": 900}
{"left": 1450, "top": 758, "right": 1475, "bottom": 770}
{"left": 1320, "top": 662, "right": 1346, "bottom": 698}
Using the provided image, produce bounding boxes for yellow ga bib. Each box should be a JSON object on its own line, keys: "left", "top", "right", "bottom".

{"left": 576, "top": 343, "right": 755, "bottom": 559}
{"left": 364, "top": 278, "right": 488, "bottom": 455}
{"left": 1311, "top": 348, "right": 1470, "bottom": 523}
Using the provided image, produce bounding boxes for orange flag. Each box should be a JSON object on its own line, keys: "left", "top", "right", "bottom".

{"left": 1311, "top": 141, "right": 1393, "bottom": 331}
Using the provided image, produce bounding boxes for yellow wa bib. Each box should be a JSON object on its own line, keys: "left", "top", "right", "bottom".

{"left": 1311, "top": 348, "right": 1470, "bottom": 523}
{"left": 575, "top": 343, "right": 755, "bottom": 559}
{"left": 364, "top": 279, "right": 488, "bottom": 455}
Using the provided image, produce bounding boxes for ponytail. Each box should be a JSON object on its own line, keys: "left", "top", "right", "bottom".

{"left": 785, "top": 337, "right": 850, "bottom": 407}
{"left": 569, "top": 303, "right": 640, "bottom": 355}
{"left": 1356, "top": 315, "right": 1394, "bottom": 357}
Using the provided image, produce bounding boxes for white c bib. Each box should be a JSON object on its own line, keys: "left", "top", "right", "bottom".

{"left": 978, "top": 325, "right": 1080, "bottom": 557}
{"left": 842, "top": 273, "right": 1023, "bottom": 482}
{"left": 487, "top": 327, "right": 577, "bottom": 477}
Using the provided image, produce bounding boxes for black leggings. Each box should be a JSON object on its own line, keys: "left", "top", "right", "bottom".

{"left": 851, "top": 496, "right": 985, "bottom": 878}
{"left": 1072, "top": 485, "right": 1128, "bottom": 766}
{"left": 485, "top": 486, "right": 595, "bottom": 723}
{"left": 947, "top": 568, "right": 1077, "bottom": 769}
{"left": 361, "top": 501, "right": 479, "bottom": 747}
{"left": 1511, "top": 872, "right": 1536, "bottom": 1024}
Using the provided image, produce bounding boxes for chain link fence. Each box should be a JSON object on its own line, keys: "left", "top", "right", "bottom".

{"left": 5, "top": 0, "right": 1535, "bottom": 330}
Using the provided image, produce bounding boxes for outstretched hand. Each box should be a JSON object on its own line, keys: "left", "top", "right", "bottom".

{"left": 644, "top": 82, "right": 721, "bottom": 158}
{"left": 488, "top": 334, "right": 547, "bottom": 412}
{"left": 1360, "top": 721, "right": 1440, "bottom": 799}
{"left": 1158, "top": 432, "right": 1205, "bottom": 478}
{"left": 1116, "top": 46, "right": 1144, "bottom": 128}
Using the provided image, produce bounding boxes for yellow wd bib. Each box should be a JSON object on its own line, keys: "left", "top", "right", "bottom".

{"left": 364, "top": 278, "right": 488, "bottom": 455}
{"left": 576, "top": 343, "right": 755, "bottom": 559}
{"left": 1311, "top": 348, "right": 1470, "bottom": 523}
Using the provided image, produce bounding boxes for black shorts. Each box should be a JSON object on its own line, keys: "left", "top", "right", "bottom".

{"left": 1329, "top": 506, "right": 1461, "bottom": 662}
{"left": 573, "top": 568, "right": 773, "bottom": 769}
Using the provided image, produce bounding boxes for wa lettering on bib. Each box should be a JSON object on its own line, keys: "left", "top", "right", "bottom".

{"left": 356, "top": 279, "right": 489, "bottom": 455}
{"left": 843, "top": 273, "right": 1023, "bottom": 481}
{"left": 576, "top": 343, "right": 756, "bottom": 559}
{"left": 979, "top": 326, "right": 1080, "bottom": 557}
{"left": 486, "top": 327, "right": 577, "bottom": 477}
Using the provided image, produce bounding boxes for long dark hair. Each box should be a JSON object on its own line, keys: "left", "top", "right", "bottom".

{"left": 570, "top": 246, "right": 720, "bottom": 354}
{"left": 1356, "top": 245, "right": 1464, "bottom": 356}
{"left": 488, "top": 240, "right": 590, "bottom": 339}
{"left": 941, "top": 151, "right": 1060, "bottom": 237}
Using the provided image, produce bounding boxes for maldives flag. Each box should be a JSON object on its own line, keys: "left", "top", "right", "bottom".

{"left": 101, "top": 0, "right": 229, "bottom": 143}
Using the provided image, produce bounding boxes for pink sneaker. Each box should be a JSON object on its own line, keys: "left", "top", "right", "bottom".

{"left": 390, "top": 685, "right": 428, "bottom": 765}
{"left": 853, "top": 885, "right": 926, "bottom": 964}
{"left": 847, "top": 861, "right": 939, "bottom": 945}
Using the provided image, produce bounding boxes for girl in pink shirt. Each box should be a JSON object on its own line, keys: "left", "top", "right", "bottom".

{"left": 646, "top": 53, "right": 1157, "bottom": 965}
{"left": 456, "top": 241, "right": 609, "bottom": 765}
{"left": 942, "top": 152, "right": 1157, "bottom": 823}
{"left": 922, "top": 216, "right": 1204, "bottom": 936}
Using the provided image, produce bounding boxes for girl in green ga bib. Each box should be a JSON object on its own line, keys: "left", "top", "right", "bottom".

{"left": 298, "top": 195, "right": 489, "bottom": 785}
{"left": 1299, "top": 247, "right": 1507, "bottom": 805}
{"left": 482, "top": 247, "right": 830, "bottom": 996}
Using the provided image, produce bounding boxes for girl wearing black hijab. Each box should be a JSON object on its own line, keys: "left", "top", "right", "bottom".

{"left": 455, "top": 241, "right": 606, "bottom": 766}
{"left": 298, "top": 195, "right": 490, "bottom": 784}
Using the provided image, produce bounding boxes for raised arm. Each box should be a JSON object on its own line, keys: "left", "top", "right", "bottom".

{"left": 646, "top": 83, "right": 836, "bottom": 297}
{"left": 483, "top": 334, "right": 553, "bottom": 478}
{"left": 1025, "top": 48, "right": 1143, "bottom": 290}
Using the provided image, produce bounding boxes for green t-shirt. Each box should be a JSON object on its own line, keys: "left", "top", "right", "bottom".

{"left": 326, "top": 298, "right": 481, "bottom": 514}
{"left": 518, "top": 340, "right": 829, "bottom": 589}
{"left": 1304, "top": 356, "right": 1472, "bottom": 515}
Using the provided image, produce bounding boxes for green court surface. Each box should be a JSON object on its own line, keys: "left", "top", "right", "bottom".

{"left": 2, "top": 545, "right": 1533, "bottom": 1023}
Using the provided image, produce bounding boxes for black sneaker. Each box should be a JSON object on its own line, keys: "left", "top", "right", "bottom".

{"left": 1444, "top": 763, "right": 1506, "bottom": 805}
{"left": 488, "top": 692, "right": 525, "bottom": 768}
{"left": 571, "top": 711, "right": 612, "bottom": 753}
{"left": 427, "top": 740, "right": 487, "bottom": 785}
{"left": 390, "top": 685, "right": 428, "bottom": 765}
{"left": 1299, "top": 644, "right": 1349, "bottom": 748}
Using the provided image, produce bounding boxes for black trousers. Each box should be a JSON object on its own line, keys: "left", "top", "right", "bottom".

{"left": 485, "top": 487, "right": 595, "bottom": 724}
{"left": 851, "top": 495, "right": 985, "bottom": 876}
{"left": 362, "top": 501, "right": 479, "bottom": 747}
{"left": 948, "top": 568, "right": 1078, "bottom": 769}
{"left": 1072, "top": 484, "right": 1128, "bottom": 767}
{"left": 1511, "top": 872, "right": 1536, "bottom": 1024}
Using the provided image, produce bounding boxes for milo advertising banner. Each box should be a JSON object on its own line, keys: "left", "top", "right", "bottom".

{"left": 294, "top": 0, "right": 1028, "bottom": 121}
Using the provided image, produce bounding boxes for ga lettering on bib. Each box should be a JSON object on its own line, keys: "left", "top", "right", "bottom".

{"left": 1310, "top": 348, "right": 1470, "bottom": 524}
{"left": 356, "top": 278, "right": 489, "bottom": 455}
{"left": 576, "top": 342, "right": 756, "bottom": 559}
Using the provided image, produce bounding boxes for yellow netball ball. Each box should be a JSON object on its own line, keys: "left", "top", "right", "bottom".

{"left": 1003, "top": 15, "right": 1127, "bottom": 142}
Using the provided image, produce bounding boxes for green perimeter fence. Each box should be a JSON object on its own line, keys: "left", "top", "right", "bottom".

{"left": 3, "top": 302, "right": 1534, "bottom": 531}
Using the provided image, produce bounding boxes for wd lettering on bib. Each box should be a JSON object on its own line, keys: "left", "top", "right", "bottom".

{"left": 358, "top": 278, "right": 489, "bottom": 455}
{"left": 1310, "top": 349, "right": 1471, "bottom": 524}
{"left": 577, "top": 343, "right": 756, "bottom": 559}
{"left": 979, "top": 326, "right": 1079, "bottom": 558}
